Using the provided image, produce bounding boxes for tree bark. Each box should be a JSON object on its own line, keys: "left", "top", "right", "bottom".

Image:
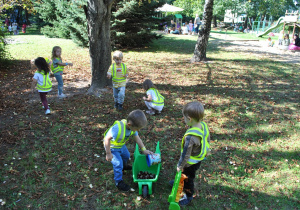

{"left": 191, "top": 0, "right": 214, "bottom": 62}
{"left": 85, "top": 0, "right": 114, "bottom": 96}
{"left": 213, "top": 15, "right": 217, "bottom": 27}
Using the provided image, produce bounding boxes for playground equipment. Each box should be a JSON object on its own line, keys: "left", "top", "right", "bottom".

{"left": 174, "top": 14, "right": 182, "bottom": 29}
{"left": 132, "top": 142, "right": 161, "bottom": 198}
{"left": 257, "top": 11, "right": 300, "bottom": 38}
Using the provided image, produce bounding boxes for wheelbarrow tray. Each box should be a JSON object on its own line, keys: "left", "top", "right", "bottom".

{"left": 132, "top": 141, "right": 161, "bottom": 195}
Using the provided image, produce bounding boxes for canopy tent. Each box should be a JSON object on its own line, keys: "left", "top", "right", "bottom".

{"left": 156, "top": 4, "right": 184, "bottom": 12}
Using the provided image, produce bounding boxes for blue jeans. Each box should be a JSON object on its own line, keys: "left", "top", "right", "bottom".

{"left": 111, "top": 145, "right": 130, "bottom": 184}
{"left": 195, "top": 24, "right": 200, "bottom": 33}
{"left": 113, "top": 86, "right": 126, "bottom": 104}
{"left": 54, "top": 72, "right": 64, "bottom": 95}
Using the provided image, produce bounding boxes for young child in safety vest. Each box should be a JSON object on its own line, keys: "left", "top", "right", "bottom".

{"left": 142, "top": 79, "right": 164, "bottom": 115}
{"left": 103, "top": 110, "right": 153, "bottom": 191}
{"left": 31, "top": 57, "right": 53, "bottom": 115}
{"left": 171, "top": 101, "right": 210, "bottom": 206}
{"left": 107, "top": 50, "right": 128, "bottom": 111}
{"left": 51, "top": 46, "right": 73, "bottom": 99}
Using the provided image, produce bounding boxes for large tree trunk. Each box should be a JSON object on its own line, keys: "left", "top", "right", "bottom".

{"left": 191, "top": 0, "right": 214, "bottom": 62}
{"left": 85, "top": 0, "right": 114, "bottom": 96}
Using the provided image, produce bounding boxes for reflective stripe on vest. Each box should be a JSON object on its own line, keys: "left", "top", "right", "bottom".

{"left": 52, "top": 58, "right": 64, "bottom": 73}
{"left": 103, "top": 119, "right": 135, "bottom": 148}
{"left": 36, "top": 71, "right": 52, "bottom": 92}
{"left": 149, "top": 88, "right": 164, "bottom": 106}
{"left": 111, "top": 63, "right": 126, "bottom": 83}
{"left": 181, "top": 122, "right": 210, "bottom": 164}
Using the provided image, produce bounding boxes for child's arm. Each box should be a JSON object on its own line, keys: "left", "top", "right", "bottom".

{"left": 143, "top": 93, "right": 152, "bottom": 101}
{"left": 57, "top": 61, "right": 73, "bottom": 67}
{"left": 107, "top": 65, "right": 112, "bottom": 79}
{"left": 177, "top": 136, "right": 194, "bottom": 172}
{"left": 133, "top": 135, "right": 153, "bottom": 155}
{"left": 104, "top": 135, "right": 113, "bottom": 161}
{"left": 31, "top": 78, "right": 37, "bottom": 93}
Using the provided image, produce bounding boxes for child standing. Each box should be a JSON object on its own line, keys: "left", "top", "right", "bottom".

{"left": 142, "top": 79, "right": 164, "bottom": 115}
{"left": 172, "top": 101, "right": 210, "bottom": 206}
{"left": 31, "top": 57, "right": 52, "bottom": 115}
{"left": 51, "top": 46, "right": 73, "bottom": 98}
{"left": 103, "top": 110, "right": 153, "bottom": 191}
{"left": 107, "top": 50, "right": 128, "bottom": 111}
{"left": 188, "top": 20, "right": 193, "bottom": 35}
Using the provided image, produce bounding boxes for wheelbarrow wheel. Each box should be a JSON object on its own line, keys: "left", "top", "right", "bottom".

{"left": 142, "top": 185, "right": 148, "bottom": 198}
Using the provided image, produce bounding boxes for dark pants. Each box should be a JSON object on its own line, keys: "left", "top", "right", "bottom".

{"left": 39, "top": 92, "right": 49, "bottom": 110}
{"left": 182, "top": 161, "right": 201, "bottom": 197}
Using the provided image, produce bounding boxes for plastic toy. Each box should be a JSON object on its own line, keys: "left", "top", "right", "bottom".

{"left": 168, "top": 170, "right": 187, "bottom": 210}
{"left": 132, "top": 141, "right": 161, "bottom": 198}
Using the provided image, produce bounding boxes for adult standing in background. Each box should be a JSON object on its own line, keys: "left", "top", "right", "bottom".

{"left": 194, "top": 14, "right": 201, "bottom": 34}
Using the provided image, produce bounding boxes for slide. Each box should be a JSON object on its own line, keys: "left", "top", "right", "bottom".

{"left": 257, "top": 16, "right": 285, "bottom": 37}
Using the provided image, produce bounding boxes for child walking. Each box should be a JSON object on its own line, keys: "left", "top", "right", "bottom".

{"left": 142, "top": 79, "right": 164, "bottom": 115}
{"left": 171, "top": 101, "right": 210, "bottom": 206}
{"left": 103, "top": 110, "right": 153, "bottom": 191}
{"left": 107, "top": 50, "right": 128, "bottom": 111}
{"left": 51, "top": 46, "right": 73, "bottom": 98}
{"left": 188, "top": 20, "right": 193, "bottom": 35}
{"left": 31, "top": 57, "right": 52, "bottom": 115}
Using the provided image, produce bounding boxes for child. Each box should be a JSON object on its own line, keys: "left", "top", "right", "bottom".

{"left": 51, "top": 46, "right": 73, "bottom": 98}
{"left": 278, "top": 30, "right": 284, "bottom": 45}
{"left": 31, "top": 57, "right": 52, "bottom": 115}
{"left": 107, "top": 50, "right": 128, "bottom": 111}
{"left": 103, "top": 109, "right": 153, "bottom": 191}
{"left": 171, "top": 101, "right": 210, "bottom": 206}
{"left": 182, "top": 22, "right": 189, "bottom": 35}
{"left": 142, "top": 79, "right": 164, "bottom": 115}
{"left": 267, "top": 37, "right": 274, "bottom": 47}
{"left": 188, "top": 20, "right": 193, "bottom": 35}
{"left": 279, "top": 34, "right": 290, "bottom": 50}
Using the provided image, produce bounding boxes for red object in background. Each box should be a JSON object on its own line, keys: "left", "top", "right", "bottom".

{"left": 268, "top": 32, "right": 275, "bottom": 36}
{"left": 22, "top": 24, "right": 27, "bottom": 33}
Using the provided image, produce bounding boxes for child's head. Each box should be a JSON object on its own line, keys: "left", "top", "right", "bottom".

{"left": 142, "top": 79, "right": 154, "bottom": 91}
{"left": 113, "top": 50, "right": 123, "bottom": 65}
{"left": 294, "top": 34, "right": 299, "bottom": 39}
{"left": 189, "top": 20, "right": 192, "bottom": 23}
{"left": 34, "top": 57, "right": 50, "bottom": 74}
{"left": 52, "top": 46, "right": 62, "bottom": 59}
{"left": 127, "top": 110, "right": 147, "bottom": 131}
{"left": 182, "top": 101, "right": 204, "bottom": 124}
{"left": 284, "top": 34, "right": 289, "bottom": 39}
{"left": 267, "top": 37, "right": 271, "bottom": 41}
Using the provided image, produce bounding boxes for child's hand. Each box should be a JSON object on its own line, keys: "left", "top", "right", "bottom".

{"left": 107, "top": 74, "right": 111, "bottom": 79}
{"left": 68, "top": 63, "right": 73, "bottom": 66}
{"left": 106, "top": 153, "right": 113, "bottom": 162}
{"left": 143, "top": 96, "right": 146, "bottom": 100}
{"left": 124, "top": 74, "right": 128, "bottom": 78}
{"left": 177, "top": 167, "right": 181, "bottom": 172}
{"left": 142, "top": 150, "right": 154, "bottom": 155}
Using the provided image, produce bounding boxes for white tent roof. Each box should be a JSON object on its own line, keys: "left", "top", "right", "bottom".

{"left": 156, "top": 3, "right": 184, "bottom": 12}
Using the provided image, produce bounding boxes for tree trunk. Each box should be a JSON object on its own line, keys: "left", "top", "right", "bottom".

{"left": 243, "top": 15, "right": 248, "bottom": 29}
{"left": 191, "top": 0, "right": 214, "bottom": 62}
{"left": 213, "top": 15, "right": 217, "bottom": 27}
{"left": 85, "top": 0, "right": 114, "bottom": 96}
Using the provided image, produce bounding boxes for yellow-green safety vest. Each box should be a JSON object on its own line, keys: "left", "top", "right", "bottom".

{"left": 148, "top": 88, "right": 164, "bottom": 106}
{"left": 181, "top": 122, "right": 210, "bottom": 164}
{"left": 36, "top": 71, "right": 52, "bottom": 92}
{"left": 111, "top": 63, "right": 127, "bottom": 83}
{"left": 51, "top": 57, "right": 64, "bottom": 73}
{"left": 104, "top": 119, "right": 135, "bottom": 148}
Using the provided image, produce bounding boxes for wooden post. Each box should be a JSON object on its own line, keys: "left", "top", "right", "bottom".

{"left": 292, "top": 23, "right": 296, "bottom": 40}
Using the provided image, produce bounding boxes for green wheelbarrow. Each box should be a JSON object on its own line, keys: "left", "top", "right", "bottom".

{"left": 132, "top": 141, "right": 161, "bottom": 198}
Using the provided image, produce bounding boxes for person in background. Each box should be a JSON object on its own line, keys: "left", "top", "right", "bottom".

{"left": 194, "top": 14, "right": 201, "bottom": 34}
{"left": 142, "top": 79, "right": 164, "bottom": 115}
{"left": 182, "top": 22, "right": 189, "bottom": 35}
{"left": 188, "top": 20, "right": 194, "bottom": 35}
{"left": 278, "top": 30, "right": 284, "bottom": 45}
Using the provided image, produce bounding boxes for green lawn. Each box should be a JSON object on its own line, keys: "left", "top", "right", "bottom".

{"left": 0, "top": 33, "right": 299, "bottom": 209}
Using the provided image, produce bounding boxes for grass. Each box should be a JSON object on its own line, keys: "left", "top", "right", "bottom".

{"left": 0, "top": 32, "right": 299, "bottom": 209}
{"left": 211, "top": 29, "right": 278, "bottom": 41}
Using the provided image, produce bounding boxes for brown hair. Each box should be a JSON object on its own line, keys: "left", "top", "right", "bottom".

{"left": 182, "top": 101, "right": 204, "bottom": 122}
{"left": 52, "top": 46, "right": 62, "bottom": 59}
{"left": 142, "top": 79, "right": 154, "bottom": 91}
{"left": 127, "top": 110, "right": 147, "bottom": 128}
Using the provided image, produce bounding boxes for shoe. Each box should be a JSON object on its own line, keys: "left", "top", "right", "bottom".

{"left": 116, "top": 180, "right": 130, "bottom": 191}
{"left": 169, "top": 180, "right": 174, "bottom": 187}
{"left": 146, "top": 110, "right": 155, "bottom": 115}
{"left": 118, "top": 104, "right": 123, "bottom": 111}
{"left": 45, "top": 109, "right": 51, "bottom": 115}
{"left": 179, "top": 196, "right": 193, "bottom": 206}
{"left": 114, "top": 102, "right": 119, "bottom": 109}
{"left": 42, "top": 105, "right": 50, "bottom": 109}
{"left": 123, "top": 164, "right": 132, "bottom": 171}
{"left": 58, "top": 93, "right": 67, "bottom": 98}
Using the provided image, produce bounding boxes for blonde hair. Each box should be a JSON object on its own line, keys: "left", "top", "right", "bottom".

{"left": 52, "top": 46, "right": 62, "bottom": 59}
{"left": 127, "top": 110, "right": 147, "bottom": 128}
{"left": 182, "top": 101, "right": 204, "bottom": 122}
{"left": 142, "top": 79, "right": 154, "bottom": 91}
{"left": 113, "top": 51, "right": 123, "bottom": 60}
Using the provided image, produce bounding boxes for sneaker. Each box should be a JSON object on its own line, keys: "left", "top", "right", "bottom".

{"left": 58, "top": 93, "right": 67, "bottom": 98}
{"left": 179, "top": 196, "right": 193, "bottom": 206}
{"left": 42, "top": 105, "right": 50, "bottom": 109}
{"left": 45, "top": 109, "right": 51, "bottom": 115}
{"left": 123, "top": 164, "right": 132, "bottom": 171}
{"left": 118, "top": 104, "right": 123, "bottom": 111}
{"left": 169, "top": 180, "right": 174, "bottom": 187}
{"left": 146, "top": 110, "right": 155, "bottom": 115}
{"left": 116, "top": 180, "right": 130, "bottom": 191}
{"left": 114, "top": 102, "right": 119, "bottom": 109}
